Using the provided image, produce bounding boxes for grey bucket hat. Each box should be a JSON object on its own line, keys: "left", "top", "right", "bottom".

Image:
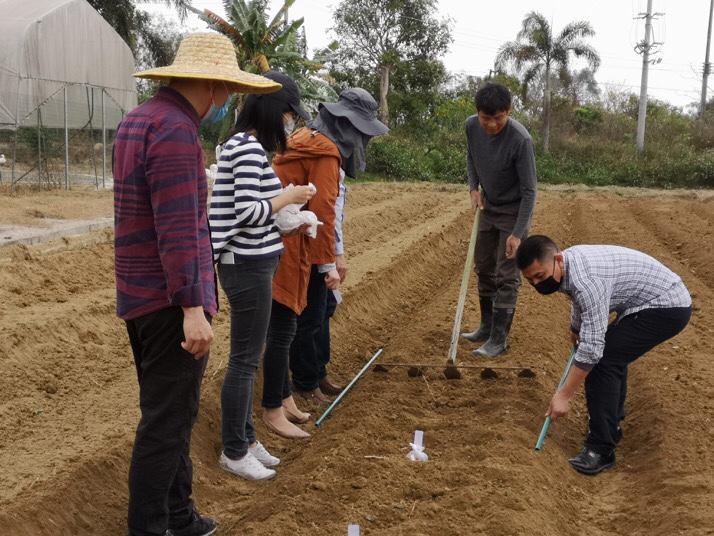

{"left": 321, "top": 88, "right": 389, "bottom": 136}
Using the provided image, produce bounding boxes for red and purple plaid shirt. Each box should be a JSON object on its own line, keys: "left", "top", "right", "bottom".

{"left": 113, "top": 87, "right": 218, "bottom": 320}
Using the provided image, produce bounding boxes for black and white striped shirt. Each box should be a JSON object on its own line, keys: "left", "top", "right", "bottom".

{"left": 560, "top": 245, "right": 691, "bottom": 369}
{"left": 209, "top": 133, "right": 284, "bottom": 262}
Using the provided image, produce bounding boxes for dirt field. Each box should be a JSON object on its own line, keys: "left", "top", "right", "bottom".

{"left": 0, "top": 185, "right": 112, "bottom": 227}
{"left": 0, "top": 183, "right": 712, "bottom": 535}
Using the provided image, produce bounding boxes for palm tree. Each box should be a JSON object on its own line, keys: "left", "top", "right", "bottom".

{"left": 496, "top": 12, "right": 600, "bottom": 152}
{"left": 189, "top": 0, "right": 336, "bottom": 105}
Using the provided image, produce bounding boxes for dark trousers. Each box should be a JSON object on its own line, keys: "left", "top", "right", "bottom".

{"left": 290, "top": 265, "right": 329, "bottom": 391}
{"left": 316, "top": 290, "right": 338, "bottom": 382}
{"left": 218, "top": 257, "right": 278, "bottom": 460}
{"left": 125, "top": 307, "right": 208, "bottom": 536}
{"left": 262, "top": 300, "right": 297, "bottom": 408}
{"left": 475, "top": 212, "right": 522, "bottom": 309}
{"left": 584, "top": 306, "right": 692, "bottom": 455}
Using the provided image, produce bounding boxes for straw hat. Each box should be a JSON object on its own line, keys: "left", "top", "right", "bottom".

{"left": 134, "top": 33, "right": 282, "bottom": 94}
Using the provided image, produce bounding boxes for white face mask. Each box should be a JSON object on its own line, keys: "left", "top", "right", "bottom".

{"left": 284, "top": 117, "right": 296, "bottom": 137}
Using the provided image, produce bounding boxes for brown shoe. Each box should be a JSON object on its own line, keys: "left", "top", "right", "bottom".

{"left": 262, "top": 408, "right": 310, "bottom": 439}
{"left": 295, "top": 387, "right": 333, "bottom": 405}
{"left": 319, "top": 376, "right": 344, "bottom": 397}
{"left": 282, "top": 395, "right": 311, "bottom": 424}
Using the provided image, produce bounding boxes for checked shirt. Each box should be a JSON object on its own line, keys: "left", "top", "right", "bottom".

{"left": 559, "top": 245, "right": 691, "bottom": 370}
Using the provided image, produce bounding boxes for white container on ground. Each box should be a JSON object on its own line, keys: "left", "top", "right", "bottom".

{"left": 407, "top": 430, "right": 429, "bottom": 462}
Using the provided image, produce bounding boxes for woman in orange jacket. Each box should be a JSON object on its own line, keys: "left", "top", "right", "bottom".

{"left": 261, "top": 88, "right": 388, "bottom": 439}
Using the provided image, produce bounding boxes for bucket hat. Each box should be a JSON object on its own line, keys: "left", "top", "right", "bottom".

{"left": 134, "top": 33, "right": 281, "bottom": 94}
{"left": 321, "top": 88, "right": 389, "bottom": 136}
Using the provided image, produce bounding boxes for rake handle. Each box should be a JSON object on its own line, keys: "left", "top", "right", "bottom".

{"left": 447, "top": 208, "right": 480, "bottom": 365}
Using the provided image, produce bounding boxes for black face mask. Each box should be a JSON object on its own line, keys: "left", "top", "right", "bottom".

{"left": 533, "top": 257, "right": 561, "bottom": 295}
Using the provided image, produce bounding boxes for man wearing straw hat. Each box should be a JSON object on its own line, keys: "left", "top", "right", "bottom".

{"left": 113, "top": 33, "right": 280, "bottom": 536}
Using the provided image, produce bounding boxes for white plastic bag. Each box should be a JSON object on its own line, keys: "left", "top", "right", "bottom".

{"left": 206, "top": 164, "right": 218, "bottom": 183}
{"left": 407, "top": 430, "right": 429, "bottom": 462}
{"left": 275, "top": 183, "right": 321, "bottom": 238}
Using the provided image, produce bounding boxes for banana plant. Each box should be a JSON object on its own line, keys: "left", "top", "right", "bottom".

{"left": 188, "top": 0, "right": 336, "bottom": 108}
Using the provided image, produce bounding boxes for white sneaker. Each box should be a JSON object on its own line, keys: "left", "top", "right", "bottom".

{"left": 219, "top": 451, "right": 276, "bottom": 481}
{"left": 249, "top": 441, "right": 281, "bottom": 467}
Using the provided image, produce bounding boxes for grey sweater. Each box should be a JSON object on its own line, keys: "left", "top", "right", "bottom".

{"left": 465, "top": 116, "right": 537, "bottom": 238}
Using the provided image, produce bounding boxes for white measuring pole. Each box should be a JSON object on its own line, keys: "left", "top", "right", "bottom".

{"left": 348, "top": 524, "right": 360, "bottom": 536}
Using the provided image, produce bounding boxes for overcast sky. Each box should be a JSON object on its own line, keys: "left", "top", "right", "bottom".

{"left": 147, "top": 0, "right": 711, "bottom": 110}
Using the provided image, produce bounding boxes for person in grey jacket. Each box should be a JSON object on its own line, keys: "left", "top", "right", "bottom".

{"left": 461, "top": 83, "right": 537, "bottom": 357}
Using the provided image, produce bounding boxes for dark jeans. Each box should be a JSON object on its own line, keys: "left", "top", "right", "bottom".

{"left": 218, "top": 257, "right": 278, "bottom": 460}
{"left": 475, "top": 211, "right": 523, "bottom": 309}
{"left": 290, "top": 265, "right": 329, "bottom": 391}
{"left": 125, "top": 307, "right": 209, "bottom": 536}
{"left": 317, "top": 290, "right": 338, "bottom": 382}
{"left": 584, "top": 306, "right": 692, "bottom": 455}
{"left": 262, "top": 300, "right": 297, "bottom": 408}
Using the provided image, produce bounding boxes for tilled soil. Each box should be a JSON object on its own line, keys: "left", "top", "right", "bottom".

{"left": 0, "top": 183, "right": 712, "bottom": 535}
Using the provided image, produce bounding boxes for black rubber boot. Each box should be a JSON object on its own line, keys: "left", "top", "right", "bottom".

{"left": 461, "top": 297, "right": 494, "bottom": 343}
{"left": 474, "top": 307, "right": 514, "bottom": 358}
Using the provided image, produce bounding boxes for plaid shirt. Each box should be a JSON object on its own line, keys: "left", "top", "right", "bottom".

{"left": 560, "top": 245, "right": 691, "bottom": 370}
{"left": 113, "top": 87, "right": 218, "bottom": 320}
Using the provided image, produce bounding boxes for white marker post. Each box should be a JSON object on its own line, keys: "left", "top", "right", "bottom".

{"left": 348, "top": 524, "right": 360, "bottom": 536}
{"left": 407, "top": 429, "right": 429, "bottom": 462}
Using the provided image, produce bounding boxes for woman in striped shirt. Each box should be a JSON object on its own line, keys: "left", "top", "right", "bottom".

{"left": 209, "top": 71, "right": 313, "bottom": 481}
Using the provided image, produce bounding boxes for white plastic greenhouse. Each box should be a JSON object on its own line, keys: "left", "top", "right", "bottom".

{"left": 0, "top": 0, "right": 137, "bottom": 188}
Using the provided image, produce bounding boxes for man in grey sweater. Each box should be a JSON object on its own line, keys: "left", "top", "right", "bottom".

{"left": 461, "top": 83, "right": 537, "bottom": 357}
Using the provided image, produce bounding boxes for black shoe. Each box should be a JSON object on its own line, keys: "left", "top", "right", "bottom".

{"left": 568, "top": 447, "right": 615, "bottom": 476}
{"left": 461, "top": 297, "right": 493, "bottom": 342}
{"left": 474, "top": 307, "right": 514, "bottom": 358}
{"left": 167, "top": 511, "right": 217, "bottom": 536}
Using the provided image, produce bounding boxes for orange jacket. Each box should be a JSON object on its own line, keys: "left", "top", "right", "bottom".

{"left": 271, "top": 128, "right": 341, "bottom": 314}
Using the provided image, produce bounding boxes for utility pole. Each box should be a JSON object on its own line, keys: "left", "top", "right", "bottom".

{"left": 700, "top": 0, "right": 714, "bottom": 117}
{"left": 635, "top": 0, "right": 664, "bottom": 152}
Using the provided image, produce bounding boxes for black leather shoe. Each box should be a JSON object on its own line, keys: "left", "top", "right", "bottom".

{"left": 568, "top": 447, "right": 615, "bottom": 475}
{"left": 167, "top": 511, "right": 217, "bottom": 536}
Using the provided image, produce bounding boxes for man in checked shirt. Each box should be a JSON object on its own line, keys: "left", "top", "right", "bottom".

{"left": 517, "top": 235, "right": 692, "bottom": 475}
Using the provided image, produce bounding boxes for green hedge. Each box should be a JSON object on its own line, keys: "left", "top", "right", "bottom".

{"left": 367, "top": 132, "right": 714, "bottom": 189}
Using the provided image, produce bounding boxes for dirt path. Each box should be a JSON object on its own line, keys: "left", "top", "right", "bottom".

{"left": 0, "top": 184, "right": 711, "bottom": 535}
